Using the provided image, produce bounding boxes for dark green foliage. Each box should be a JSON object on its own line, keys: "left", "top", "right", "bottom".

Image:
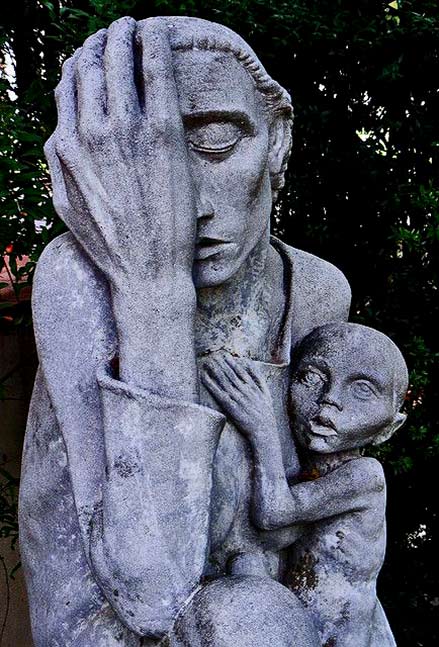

{"left": 1, "top": 2, "right": 437, "bottom": 644}
{"left": 0, "top": 466, "right": 19, "bottom": 553}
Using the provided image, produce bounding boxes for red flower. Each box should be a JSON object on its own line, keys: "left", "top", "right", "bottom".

{"left": 5, "top": 243, "right": 14, "bottom": 254}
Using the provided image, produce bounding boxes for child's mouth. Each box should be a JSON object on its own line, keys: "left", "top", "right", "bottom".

{"left": 309, "top": 415, "right": 338, "bottom": 437}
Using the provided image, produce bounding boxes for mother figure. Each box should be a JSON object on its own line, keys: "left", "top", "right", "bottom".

{"left": 19, "top": 16, "right": 351, "bottom": 646}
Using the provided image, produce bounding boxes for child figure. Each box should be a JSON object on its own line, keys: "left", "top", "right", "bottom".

{"left": 202, "top": 322, "right": 408, "bottom": 647}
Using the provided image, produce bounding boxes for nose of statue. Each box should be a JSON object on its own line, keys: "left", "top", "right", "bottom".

{"left": 196, "top": 196, "right": 215, "bottom": 221}
{"left": 319, "top": 382, "right": 344, "bottom": 412}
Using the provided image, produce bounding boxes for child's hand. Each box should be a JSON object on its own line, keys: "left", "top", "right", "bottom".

{"left": 201, "top": 354, "right": 277, "bottom": 439}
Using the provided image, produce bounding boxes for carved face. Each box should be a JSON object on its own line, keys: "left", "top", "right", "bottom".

{"left": 173, "top": 49, "right": 273, "bottom": 288}
{"left": 290, "top": 330, "right": 400, "bottom": 454}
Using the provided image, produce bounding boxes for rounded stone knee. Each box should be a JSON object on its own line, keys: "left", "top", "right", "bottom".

{"left": 168, "top": 575, "right": 319, "bottom": 646}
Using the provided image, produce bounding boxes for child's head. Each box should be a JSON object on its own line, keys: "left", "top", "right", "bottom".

{"left": 290, "top": 323, "right": 408, "bottom": 454}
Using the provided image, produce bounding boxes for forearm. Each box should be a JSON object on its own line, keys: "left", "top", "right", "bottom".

{"left": 20, "top": 375, "right": 141, "bottom": 646}
{"left": 250, "top": 429, "right": 300, "bottom": 530}
{"left": 91, "top": 371, "right": 225, "bottom": 636}
{"left": 256, "top": 460, "right": 379, "bottom": 527}
{"left": 111, "top": 277, "right": 198, "bottom": 402}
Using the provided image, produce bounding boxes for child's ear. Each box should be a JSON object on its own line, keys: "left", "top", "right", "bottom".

{"left": 268, "top": 117, "right": 291, "bottom": 181}
{"left": 371, "top": 412, "right": 407, "bottom": 446}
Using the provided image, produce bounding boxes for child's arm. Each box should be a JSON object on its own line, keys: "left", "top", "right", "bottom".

{"left": 259, "top": 457, "right": 385, "bottom": 528}
{"left": 202, "top": 354, "right": 385, "bottom": 530}
{"left": 253, "top": 444, "right": 385, "bottom": 530}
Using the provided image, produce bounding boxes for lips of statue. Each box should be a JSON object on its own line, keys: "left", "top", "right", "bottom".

{"left": 173, "top": 49, "right": 273, "bottom": 288}
{"left": 290, "top": 342, "right": 397, "bottom": 454}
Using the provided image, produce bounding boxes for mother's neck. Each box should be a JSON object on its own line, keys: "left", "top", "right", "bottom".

{"left": 195, "top": 228, "right": 285, "bottom": 359}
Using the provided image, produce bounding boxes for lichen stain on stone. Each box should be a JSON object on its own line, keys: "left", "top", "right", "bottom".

{"left": 340, "top": 599, "right": 351, "bottom": 625}
{"left": 286, "top": 549, "right": 319, "bottom": 592}
{"left": 158, "top": 636, "right": 170, "bottom": 647}
{"left": 113, "top": 455, "right": 141, "bottom": 478}
{"left": 172, "top": 621, "right": 192, "bottom": 647}
{"left": 335, "top": 529, "right": 346, "bottom": 553}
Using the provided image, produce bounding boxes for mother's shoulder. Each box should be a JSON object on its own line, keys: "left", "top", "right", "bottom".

{"left": 33, "top": 232, "right": 108, "bottom": 311}
{"left": 32, "top": 232, "right": 113, "bottom": 356}
{"left": 271, "top": 237, "right": 352, "bottom": 344}
{"left": 273, "top": 237, "right": 351, "bottom": 304}
{"left": 34, "top": 231, "right": 101, "bottom": 285}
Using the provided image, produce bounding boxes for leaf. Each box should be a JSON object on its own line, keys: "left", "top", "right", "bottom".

{"left": 9, "top": 561, "right": 21, "bottom": 579}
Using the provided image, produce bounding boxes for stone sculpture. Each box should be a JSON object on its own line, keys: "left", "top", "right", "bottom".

{"left": 18, "top": 15, "right": 406, "bottom": 647}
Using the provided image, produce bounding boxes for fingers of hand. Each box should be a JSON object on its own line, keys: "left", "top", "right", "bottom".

{"left": 211, "top": 357, "right": 248, "bottom": 396}
{"left": 55, "top": 50, "right": 82, "bottom": 137}
{"left": 201, "top": 371, "right": 236, "bottom": 410}
{"left": 220, "top": 353, "right": 267, "bottom": 395}
{"left": 56, "top": 17, "right": 184, "bottom": 149}
{"left": 241, "top": 359, "right": 266, "bottom": 392}
{"left": 222, "top": 354, "right": 256, "bottom": 387}
{"left": 44, "top": 136, "right": 70, "bottom": 220}
{"left": 137, "top": 19, "right": 181, "bottom": 128}
{"left": 76, "top": 29, "right": 107, "bottom": 134}
{"left": 105, "top": 17, "right": 139, "bottom": 120}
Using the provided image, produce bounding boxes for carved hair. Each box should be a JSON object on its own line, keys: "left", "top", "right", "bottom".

{"left": 144, "top": 16, "right": 294, "bottom": 203}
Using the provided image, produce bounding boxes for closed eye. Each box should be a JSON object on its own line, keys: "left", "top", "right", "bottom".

{"left": 188, "top": 138, "right": 239, "bottom": 155}
{"left": 186, "top": 119, "right": 245, "bottom": 157}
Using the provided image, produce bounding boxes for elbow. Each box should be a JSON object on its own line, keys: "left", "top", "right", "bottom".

{"left": 254, "top": 514, "right": 279, "bottom": 532}
{"left": 253, "top": 503, "right": 284, "bottom": 531}
{"left": 93, "top": 564, "right": 183, "bottom": 638}
{"left": 252, "top": 497, "right": 299, "bottom": 531}
{"left": 107, "top": 596, "right": 176, "bottom": 639}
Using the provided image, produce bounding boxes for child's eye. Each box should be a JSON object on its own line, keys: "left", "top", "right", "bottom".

{"left": 300, "top": 368, "right": 326, "bottom": 387}
{"left": 351, "top": 380, "right": 376, "bottom": 400}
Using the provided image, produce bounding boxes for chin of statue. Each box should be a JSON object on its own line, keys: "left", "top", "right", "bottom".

{"left": 193, "top": 259, "right": 240, "bottom": 288}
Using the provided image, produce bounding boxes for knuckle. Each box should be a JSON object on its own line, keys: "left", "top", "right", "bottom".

{"left": 78, "top": 121, "right": 107, "bottom": 147}
{"left": 55, "top": 135, "right": 79, "bottom": 166}
{"left": 43, "top": 135, "right": 55, "bottom": 160}
{"left": 83, "top": 28, "right": 107, "bottom": 49}
{"left": 61, "top": 49, "right": 81, "bottom": 76}
{"left": 109, "top": 15, "right": 136, "bottom": 32}
{"left": 107, "top": 117, "right": 131, "bottom": 143}
{"left": 77, "top": 121, "right": 93, "bottom": 143}
{"left": 110, "top": 109, "right": 137, "bottom": 130}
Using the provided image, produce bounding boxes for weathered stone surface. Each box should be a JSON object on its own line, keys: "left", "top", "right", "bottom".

{"left": 168, "top": 576, "right": 320, "bottom": 646}
{"left": 18, "top": 14, "right": 404, "bottom": 647}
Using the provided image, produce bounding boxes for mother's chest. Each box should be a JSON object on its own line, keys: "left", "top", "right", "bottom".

{"left": 199, "top": 361, "right": 300, "bottom": 572}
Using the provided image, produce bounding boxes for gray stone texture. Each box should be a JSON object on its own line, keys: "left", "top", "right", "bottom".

{"left": 168, "top": 576, "right": 320, "bottom": 646}
{"left": 18, "top": 14, "right": 406, "bottom": 647}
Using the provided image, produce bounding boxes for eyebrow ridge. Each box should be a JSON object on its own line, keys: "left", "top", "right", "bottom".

{"left": 182, "top": 109, "right": 256, "bottom": 133}
{"left": 304, "top": 356, "right": 330, "bottom": 371}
